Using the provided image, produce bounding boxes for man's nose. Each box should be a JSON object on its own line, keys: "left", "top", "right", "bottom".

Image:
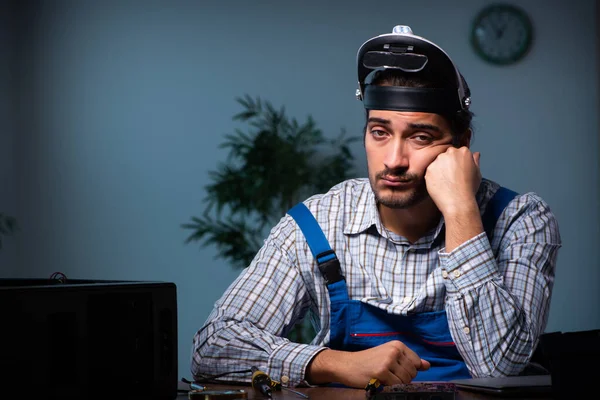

{"left": 384, "top": 139, "right": 409, "bottom": 169}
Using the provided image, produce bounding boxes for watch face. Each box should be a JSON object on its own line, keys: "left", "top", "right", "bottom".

{"left": 471, "top": 4, "right": 533, "bottom": 65}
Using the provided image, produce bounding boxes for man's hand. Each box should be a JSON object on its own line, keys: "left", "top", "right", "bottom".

{"left": 305, "top": 341, "right": 430, "bottom": 388}
{"left": 425, "top": 146, "right": 481, "bottom": 217}
{"left": 425, "top": 147, "right": 484, "bottom": 252}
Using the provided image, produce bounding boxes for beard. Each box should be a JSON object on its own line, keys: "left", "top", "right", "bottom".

{"left": 369, "top": 167, "right": 429, "bottom": 209}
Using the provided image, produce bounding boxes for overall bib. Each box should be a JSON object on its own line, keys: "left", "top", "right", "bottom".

{"left": 287, "top": 187, "right": 517, "bottom": 381}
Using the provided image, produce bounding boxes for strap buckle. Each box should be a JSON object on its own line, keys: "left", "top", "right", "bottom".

{"left": 316, "top": 250, "right": 343, "bottom": 285}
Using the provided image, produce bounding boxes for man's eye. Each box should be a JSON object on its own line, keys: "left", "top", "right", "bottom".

{"left": 370, "top": 129, "right": 387, "bottom": 138}
{"left": 412, "top": 134, "right": 433, "bottom": 143}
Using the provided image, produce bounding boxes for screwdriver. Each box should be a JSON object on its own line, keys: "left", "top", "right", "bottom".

{"left": 251, "top": 366, "right": 272, "bottom": 398}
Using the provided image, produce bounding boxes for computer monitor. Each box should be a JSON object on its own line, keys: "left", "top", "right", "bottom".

{"left": 0, "top": 278, "right": 178, "bottom": 399}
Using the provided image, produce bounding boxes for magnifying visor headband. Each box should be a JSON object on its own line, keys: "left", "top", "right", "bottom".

{"left": 356, "top": 26, "right": 471, "bottom": 114}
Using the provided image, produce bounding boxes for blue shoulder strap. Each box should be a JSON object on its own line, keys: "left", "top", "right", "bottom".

{"left": 482, "top": 186, "right": 519, "bottom": 240}
{"left": 287, "top": 203, "right": 343, "bottom": 284}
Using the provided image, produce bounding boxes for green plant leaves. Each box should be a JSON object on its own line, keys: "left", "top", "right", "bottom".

{"left": 182, "top": 214, "right": 264, "bottom": 269}
{"left": 183, "top": 95, "right": 359, "bottom": 269}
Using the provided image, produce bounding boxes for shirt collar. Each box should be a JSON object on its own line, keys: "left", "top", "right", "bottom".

{"left": 343, "top": 181, "right": 445, "bottom": 248}
{"left": 344, "top": 181, "right": 378, "bottom": 235}
{"left": 343, "top": 178, "right": 496, "bottom": 247}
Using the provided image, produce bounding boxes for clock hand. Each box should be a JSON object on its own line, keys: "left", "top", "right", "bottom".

{"left": 496, "top": 23, "right": 507, "bottom": 39}
{"left": 489, "top": 18, "right": 506, "bottom": 39}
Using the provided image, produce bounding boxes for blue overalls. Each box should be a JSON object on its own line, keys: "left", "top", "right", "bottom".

{"left": 287, "top": 187, "right": 517, "bottom": 382}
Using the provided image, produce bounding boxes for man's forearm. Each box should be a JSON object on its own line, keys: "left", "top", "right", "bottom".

{"left": 192, "top": 316, "right": 327, "bottom": 386}
{"left": 447, "top": 280, "right": 537, "bottom": 377}
{"left": 440, "top": 212, "right": 559, "bottom": 377}
{"left": 305, "top": 348, "right": 343, "bottom": 385}
{"left": 440, "top": 232, "right": 533, "bottom": 376}
{"left": 443, "top": 200, "right": 483, "bottom": 252}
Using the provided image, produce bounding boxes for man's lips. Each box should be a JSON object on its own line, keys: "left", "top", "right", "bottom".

{"left": 380, "top": 176, "right": 414, "bottom": 186}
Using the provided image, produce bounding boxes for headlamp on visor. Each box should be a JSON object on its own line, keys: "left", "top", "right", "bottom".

{"left": 356, "top": 25, "right": 471, "bottom": 114}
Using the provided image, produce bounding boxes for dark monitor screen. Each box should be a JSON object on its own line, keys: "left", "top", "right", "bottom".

{"left": 0, "top": 278, "right": 178, "bottom": 399}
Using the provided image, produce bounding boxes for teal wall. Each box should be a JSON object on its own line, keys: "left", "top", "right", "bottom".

{"left": 0, "top": 0, "right": 18, "bottom": 273}
{"left": 1, "top": 0, "right": 598, "bottom": 378}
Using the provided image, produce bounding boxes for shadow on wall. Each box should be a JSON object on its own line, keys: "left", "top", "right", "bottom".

{"left": 0, "top": 213, "right": 17, "bottom": 250}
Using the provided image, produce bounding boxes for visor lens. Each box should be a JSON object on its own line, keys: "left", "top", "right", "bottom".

{"left": 362, "top": 51, "right": 428, "bottom": 72}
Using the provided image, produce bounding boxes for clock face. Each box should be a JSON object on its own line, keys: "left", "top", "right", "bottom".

{"left": 471, "top": 4, "right": 533, "bottom": 65}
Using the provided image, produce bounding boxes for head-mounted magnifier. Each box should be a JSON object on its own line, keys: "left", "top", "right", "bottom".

{"left": 356, "top": 25, "right": 471, "bottom": 114}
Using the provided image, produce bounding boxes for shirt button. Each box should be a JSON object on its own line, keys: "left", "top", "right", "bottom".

{"left": 463, "top": 326, "right": 470, "bottom": 335}
{"left": 403, "top": 296, "right": 411, "bottom": 304}
{"left": 281, "top": 375, "right": 289, "bottom": 385}
{"left": 453, "top": 270, "right": 461, "bottom": 278}
{"left": 441, "top": 270, "right": 448, "bottom": 278}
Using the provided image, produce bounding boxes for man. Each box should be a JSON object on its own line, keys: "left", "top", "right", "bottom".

{"left": 191, "top": 25, "right": 561, "bottom": 389}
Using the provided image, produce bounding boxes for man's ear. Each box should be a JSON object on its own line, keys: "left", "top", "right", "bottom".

{"left": 458, "top": 129, "right": 472, "bottom": 147}
{"left": 363, "top": 109, "right": 370, "bottom": 147}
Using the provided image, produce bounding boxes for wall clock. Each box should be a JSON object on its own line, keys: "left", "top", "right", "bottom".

{"left": 471, "top": 4, "right": 534, "bottom": 65}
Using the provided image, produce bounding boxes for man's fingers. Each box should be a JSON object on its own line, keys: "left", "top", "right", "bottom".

{"left": 389, "top": 362, "right": 414, "bottom": 384}
{"left": 419, "top": 359, "right": 431, "bottom": 371}
{"left": 473, "top": 151, "right": 481, "bottom": 167}
{"left": 377, "top": 368, "right": 402, "bottom": 386}
{"left": 402, "top": 347, "right": 424, "bottom": 370}
{"left": 401, "top": 363, "right": 418, "bottom": 380}
{"left": 389, "top": 358, "right": 428, "bottom": 384}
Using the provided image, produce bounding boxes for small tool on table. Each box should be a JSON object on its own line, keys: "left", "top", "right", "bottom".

{"left": 250, "top": 366, "right": 310, "bottom": 399}
{"left": 251, "top": 366, "right": 273, "bottom": 398}
{"left": 365, "top": 378, "right": 383, "bottom": 396}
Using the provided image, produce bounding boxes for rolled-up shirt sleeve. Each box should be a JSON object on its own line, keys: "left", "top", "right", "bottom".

{"left": 439, "top": 195, "right": 561, "bottom": 377}
{"left": 190, "top": 218, "right": 326, "bottom": 387}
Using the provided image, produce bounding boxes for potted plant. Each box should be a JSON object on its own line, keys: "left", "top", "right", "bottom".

{"left": 182, "top": 95, "right": 359, "bottom": 343}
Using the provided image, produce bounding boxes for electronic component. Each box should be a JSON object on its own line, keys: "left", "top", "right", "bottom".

{"left": 367, "top": 382, "right": 456, "bottom": 400}
{"left": 188, "top": 389, "right": 247, "bottom": 399}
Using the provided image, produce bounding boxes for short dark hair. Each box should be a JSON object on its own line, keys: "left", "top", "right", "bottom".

{"left": 364, "top": 69, "right": 474, "bottom": 145}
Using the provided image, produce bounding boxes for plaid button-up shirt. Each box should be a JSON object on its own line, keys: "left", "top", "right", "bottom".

{"left": 191, "top": 178, "right": 561, "bottom": 386}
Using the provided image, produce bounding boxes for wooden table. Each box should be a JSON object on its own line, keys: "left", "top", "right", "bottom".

{"left": 176, "top": 383, "right": 553, "bottom": 400}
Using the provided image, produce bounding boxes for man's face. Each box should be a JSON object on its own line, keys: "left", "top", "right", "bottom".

{"left": 365, "top": 110, "right": 457, "bottom": 209}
